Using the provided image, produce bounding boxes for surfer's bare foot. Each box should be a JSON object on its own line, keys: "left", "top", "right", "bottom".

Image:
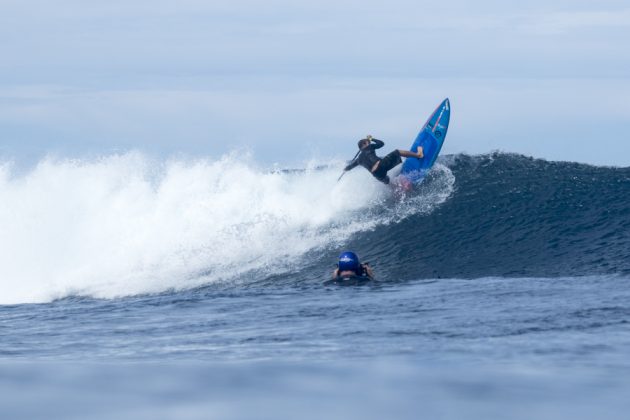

{"left": 416, "top": 147, "right": 423, "bottom": 158}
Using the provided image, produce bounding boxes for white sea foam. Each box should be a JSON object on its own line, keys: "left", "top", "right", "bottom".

{"left": 0, "top": 153, "right": 453, "bottom": 304}
{"left": 388, "top": 163, "right": 456, "bottom": 222}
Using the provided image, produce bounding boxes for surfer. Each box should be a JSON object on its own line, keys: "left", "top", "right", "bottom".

{"left": 332, "top": 251, "right": 374, "bottom": 280}
{"left": 342, "top": 135, "right": 423, "bottom": 184}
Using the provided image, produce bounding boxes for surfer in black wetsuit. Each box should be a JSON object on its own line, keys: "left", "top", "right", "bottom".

{"left": 342, "top": 135, "right": 423, "bottom": 184}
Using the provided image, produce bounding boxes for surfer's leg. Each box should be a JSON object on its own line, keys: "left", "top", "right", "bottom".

{"left": 399, "top": 148, "right": 423, "bottom": 159}
{"left": 373, "top": 151, "right": 402, "bottom": 183}
{"left": 373, "top": 174, "right": 390, "bottom": 184}
{"left": 379, "top": 151, "right": 403, "bottom": 172}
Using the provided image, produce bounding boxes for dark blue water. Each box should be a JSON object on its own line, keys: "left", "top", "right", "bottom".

{"left": 2, "top": 153, "right": 630, "bottom": 419}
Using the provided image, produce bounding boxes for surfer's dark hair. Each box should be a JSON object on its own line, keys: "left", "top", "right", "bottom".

{"left": 358, "top": 139, "right": 369, "bottom": 149}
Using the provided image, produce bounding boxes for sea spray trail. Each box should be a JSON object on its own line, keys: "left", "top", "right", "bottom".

{"left": 0, "top": 153, "right": 454, "bottom": 304}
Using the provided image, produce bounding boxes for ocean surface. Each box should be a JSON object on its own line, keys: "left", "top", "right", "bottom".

{"left": 2, "top": 152, "right": 630, "bottom": 419}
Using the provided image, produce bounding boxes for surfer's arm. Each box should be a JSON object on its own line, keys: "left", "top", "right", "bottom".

{"left": 370, "top": 139, "right": 384, "bottom": 149}
{"left": 344, "top": 160, "right": 359, "bottom": 171}
{"left": 362, "top": 263, "right": 375, "bottom": 279}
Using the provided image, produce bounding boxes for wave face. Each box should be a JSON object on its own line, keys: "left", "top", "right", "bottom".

{"left": 0, "top": 152, "right": 453, "bottom": 304}
{"left": 347, "top": 153, "right": 630, "bottom": 281}
{"left": 2, "top": 151, "right": 629, "bottom": 304}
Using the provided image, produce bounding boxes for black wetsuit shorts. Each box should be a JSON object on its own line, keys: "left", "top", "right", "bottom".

{"left": 372, "top": 150, "right": 402, "bottom": 184}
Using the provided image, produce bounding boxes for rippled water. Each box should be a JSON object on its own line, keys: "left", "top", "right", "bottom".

{"left": 2, "top": 153, "right": 630, "bottom": 419}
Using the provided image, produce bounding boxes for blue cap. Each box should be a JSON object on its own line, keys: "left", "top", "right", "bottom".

{"left": 338, "top": 251, "right": 360, "bottom": 273}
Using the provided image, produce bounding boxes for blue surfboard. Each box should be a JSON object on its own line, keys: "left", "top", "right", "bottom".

{"left": 397, "top": 98, "right": 451, "bottom": 185}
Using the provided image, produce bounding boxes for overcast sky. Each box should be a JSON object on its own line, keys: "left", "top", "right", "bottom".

{"left": 1, "top": 0, "right": 629, "bottom": 166}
